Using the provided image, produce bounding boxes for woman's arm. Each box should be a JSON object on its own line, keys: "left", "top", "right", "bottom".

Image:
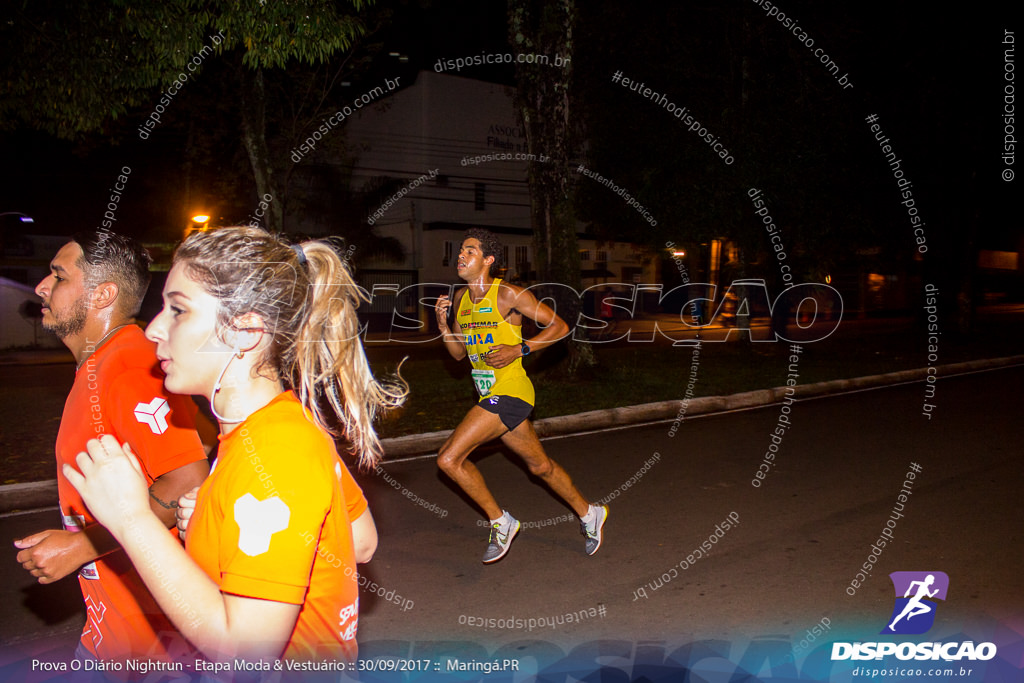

{"left": 351, "top": 508, "right": 378, "bottom": 564}
{"left": 65, "top": 435, "right": 300, "bottom": 662}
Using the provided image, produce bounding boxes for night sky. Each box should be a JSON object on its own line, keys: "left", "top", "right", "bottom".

{"left": 0, "top": 3, "right": 1020, "bottom": 677}
{"left": 0, "top": 1, "right": 1016, "bottom": 277}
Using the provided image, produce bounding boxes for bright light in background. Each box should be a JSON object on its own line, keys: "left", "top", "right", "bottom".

{"left": 672, "top": 250, "right": 686, "bottom": 257}
{"left": 825, "top": 274, "right": 832, "bottom": 284}
{"left": 0, "top": 211, "right": 35, "bottom": 223}
{"left": 192, "top": 215, "right": 210, "bottom": 223}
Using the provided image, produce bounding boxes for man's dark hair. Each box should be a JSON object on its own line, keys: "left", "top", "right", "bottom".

{"left": 72, "top": 229, "right": 153, "bottom": 317}
{"left": 463, "top": 228, "right": 503, "bottom": 272}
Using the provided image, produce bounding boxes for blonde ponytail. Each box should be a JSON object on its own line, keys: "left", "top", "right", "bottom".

{"left": 175, "top": 227, "right": 407, "bottom": 469}
{"left": 289, "top": 241, "right": 408, "bottom": 468}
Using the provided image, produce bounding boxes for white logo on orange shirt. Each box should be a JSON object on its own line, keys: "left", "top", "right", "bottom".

{"left": 134, "top": 397, "right": 171, "bottom": 435}
{"left": 234, "top": 494, "right": 290, "bottom": 556}
{"left": 339, "top": 597, "right": 358, "bottom": 641}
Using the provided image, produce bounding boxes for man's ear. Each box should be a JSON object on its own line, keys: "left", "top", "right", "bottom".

{"left": 88, "top": 282, "right": 120, "bottom": 312}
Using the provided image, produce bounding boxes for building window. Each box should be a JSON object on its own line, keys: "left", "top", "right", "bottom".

{"left": 596, "top": 250, "right": 608, "bottom": 263}
{"left": 516, "top": 246, "right": 529, "bottom": 267}
{"left": 579, "top": 249, "right": 591, "bottom": 262}
{"left": 502, "top": 246, "right": 509, "bottom": 269}
{"left": 474, "top": 183, "right": 486, "bottom": 211}
{"left": 622, "top": 266, "right": 642, "bottom": 283}
{"left": 443, "top": 240, "right": 454, "bottom": 266}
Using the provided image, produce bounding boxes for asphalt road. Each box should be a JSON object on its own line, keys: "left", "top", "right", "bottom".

{"left": 0, "top": 363, "right": 73, "bottom": 483}
{"left": 2, "top": 365, "right": 1021, "bottom": 680}
{"left": 0, "top": 312, "right": 843, "bottom": 484}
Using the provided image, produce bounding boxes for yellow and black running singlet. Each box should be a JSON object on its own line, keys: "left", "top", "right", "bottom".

{"left": 456, "top": 279, "right": 536, "bottom": 405}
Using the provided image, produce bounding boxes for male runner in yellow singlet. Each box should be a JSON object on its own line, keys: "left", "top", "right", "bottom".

{"left": 434, "top": 228, "right": 608, "bottom": 563}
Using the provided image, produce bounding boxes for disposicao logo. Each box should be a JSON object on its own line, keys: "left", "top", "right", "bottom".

{"left": 882, "top": 570, "right": 948, "bottom": 635}
{"left": 832, "top": 571, "right": 997, "bottom": 662}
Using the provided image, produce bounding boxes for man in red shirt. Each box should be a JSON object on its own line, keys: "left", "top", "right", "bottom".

{"left": 14, "top": 229, "right": 210, "bottom": 663}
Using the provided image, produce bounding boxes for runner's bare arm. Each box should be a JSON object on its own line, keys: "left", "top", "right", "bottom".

{"left": 14, "top": 458, "right": 209, "bottom": 584}
{"left": 14, "top": 527, "right": 118, "bottom": 585}
{"left": 148, "top": 459, "right": 209, "bottom": 527}
{"left": 483, "top": 284, "right": 570, "bottom": 369}
{"left": 435, "top": 288, "right": 467, "bottom": 361}
{"left": 351, "top": 508, "right": 378, "bottom": 564}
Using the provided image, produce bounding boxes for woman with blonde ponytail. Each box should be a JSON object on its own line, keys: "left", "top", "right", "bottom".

{"left": 64, "top": 226, "right": 406, "bottom": 665}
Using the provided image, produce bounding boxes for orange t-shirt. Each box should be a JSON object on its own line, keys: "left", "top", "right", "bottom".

{"left": 186, "top": 391, "right": 367, "bottom": 662}
{"left": 55, "top": 325, "right": 208, "bottom": 661}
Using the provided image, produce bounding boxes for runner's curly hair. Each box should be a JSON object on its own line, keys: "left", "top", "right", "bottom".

{"left": 463, "top": 228, "right": 503, "bottom": 272}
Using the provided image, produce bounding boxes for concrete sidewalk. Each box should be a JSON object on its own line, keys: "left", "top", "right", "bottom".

{"left": 3, "top": 353, "right": 1021, "bottom": 513}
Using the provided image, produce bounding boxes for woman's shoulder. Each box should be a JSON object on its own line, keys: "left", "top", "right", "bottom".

{"left": 241, "top": 392, "right": 335, "bottom": 453}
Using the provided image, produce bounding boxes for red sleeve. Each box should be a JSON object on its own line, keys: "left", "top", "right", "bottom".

{"left": 106, "top": 369, "right": 207, "bottom": 484}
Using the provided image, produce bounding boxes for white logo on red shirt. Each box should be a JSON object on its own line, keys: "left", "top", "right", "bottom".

{"left": 83, "top": 595, "right": 107, "bottom": 650}
{"left": 234, "top": 494, "right": 290, "bottom": 556}
{"left": 134, "top": 397, "right": 170, "bottom": 435}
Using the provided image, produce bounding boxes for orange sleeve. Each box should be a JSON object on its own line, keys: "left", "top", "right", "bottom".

{"left": 217, "top": 421, "right": 334, "bottom": 605}
{"left": 106, "top": 369, "right": 207, "bottom": 483}
{"left": 339, "top": 460, "right": 368, "bottom": 521}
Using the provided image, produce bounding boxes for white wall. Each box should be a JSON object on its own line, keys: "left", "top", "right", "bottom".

{"left": 345, "top": 71, "right": 654, "bottom": 287}
{"left": 0, "top": 277, "right": 62, "bottom": 349}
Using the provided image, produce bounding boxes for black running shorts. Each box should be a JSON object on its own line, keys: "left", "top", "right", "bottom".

{"left": 476, "top": 395, "right": 534, "bottom": 432}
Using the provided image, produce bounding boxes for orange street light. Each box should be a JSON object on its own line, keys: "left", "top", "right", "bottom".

{"left": 184, "top": 214, "right": 213, "bottom": 240}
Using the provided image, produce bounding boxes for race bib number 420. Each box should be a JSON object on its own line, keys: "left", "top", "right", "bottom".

{"left": 471, "top": 369, "right": 496, "bottom": 397}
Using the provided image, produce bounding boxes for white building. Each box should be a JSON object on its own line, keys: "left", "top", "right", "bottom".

{"left": 338, "top": 71, "right": 655, "bottom": 328}
{"left": 0, "top": 277, "right": 62, "bottom": 349}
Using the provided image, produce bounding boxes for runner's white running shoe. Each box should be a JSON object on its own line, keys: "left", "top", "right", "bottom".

{"left": 581, "top": 505, "right": 608, "bottom": 556}
{"left": 482, "top": 513, "right": 520, "bottom": 563}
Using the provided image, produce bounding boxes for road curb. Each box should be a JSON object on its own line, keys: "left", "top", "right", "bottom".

{"left": 0, "top": 481, "right": 58, "bottom": 515}
{"left": 4, "top": 354, "right": 1022, "bottom": 513}
{"left": 0, "top": 351, "right": 74, "bottom": 366}
{"left": 372, "top": 354, "right": 1024, "bottom": 457}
